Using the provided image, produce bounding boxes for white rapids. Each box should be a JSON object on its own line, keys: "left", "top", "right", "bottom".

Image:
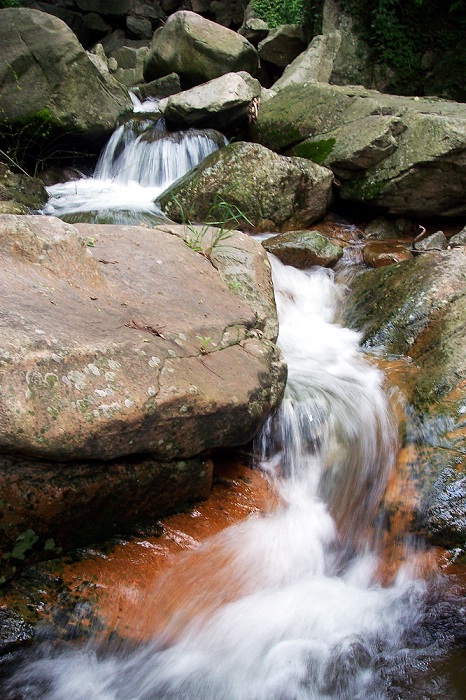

{"left": 7, "top": 258, "right": 431, "bottom": 700}
{"left": 44, "top": 99, "right": 225, "bottom": 221}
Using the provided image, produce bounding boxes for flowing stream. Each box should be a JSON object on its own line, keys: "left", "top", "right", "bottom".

{"left": 4, "top": 104, "right": 465, "bottom": 699}
{"left": 44, "top": 95, "right": 225, "bottom": 223}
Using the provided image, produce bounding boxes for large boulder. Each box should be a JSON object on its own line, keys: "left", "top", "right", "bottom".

{"left": 321, "top": 0, "right": 374, "bottom": 88}
{"left": 251, "top": 81, "right": 466, "bottom": 218}
{"left": 0, "top": 213, "right": 285, "bottom": 576}
{"left": 0, "top": 8, "right": 132, "bottom": 149}
{"left": 143, "top": 11, "right": 259, "bottom": 86}
{"left": 269, "top": 31, "right": 342, "bottom": 93}
{"left": 0, "top": 215, "right": 284, "bottom": 461}
{"left": 257, "top": 24, "right": 306, "bottom": 68}
{"left": 159, "top": 72, "right": 261, "bottom": 130}
{"left": 343, "top": 248, "right": 466, "bottom": 548}
{"left": 158, "top": 142, "right": 333, "bottom": 233}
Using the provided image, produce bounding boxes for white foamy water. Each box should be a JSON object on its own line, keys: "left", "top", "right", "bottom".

{"left": 44, "top": 107, "right": 225, "bottom": 220}
{"left": 7, "top": 258, "right": 431, "bottom": 700}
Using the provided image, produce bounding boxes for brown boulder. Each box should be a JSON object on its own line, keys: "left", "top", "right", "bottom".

{"left": 0, "top": 215, "right": 285, "bottom": 462}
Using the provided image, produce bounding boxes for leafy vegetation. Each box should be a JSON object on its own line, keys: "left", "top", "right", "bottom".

{"left": 0, "top": 0, "right": 23, "bottom": 7}
{"left": 251, "top": 0, "right": 304, "bottom": 27}
{"left": 337, "top": 0, "right": 466, "bottom": 98}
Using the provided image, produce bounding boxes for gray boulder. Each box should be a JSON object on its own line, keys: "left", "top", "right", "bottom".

{"left": 251, "top": 81, "right": 466, "bottom": 218}
{"left": 258, "top": 24, "right": 306, "bottom": 68}
{"left": 158, "top": 142, "right": 333, "bottom": 233}
{"left": 270, "top": 31, "right": 342, "bottom": 93}
{"left": 144, "top": 10, "right": 259, "bottom": 85}
{"left": 110, "top": 45, "right": 149, "bottom": 86}
{"left": 159, "top": 72, "right": 261, "bottom": 130}
{"left": 134, "top": 73, "right": 182, "bottom": 101}
{"left": 322, "top": 0, "right": 374, "bottom": 87}
{"left": 449, "top": 226, "right": 466, "bottom": 246}
{"left": 414, "top": 230, "right": 448, "bottom": 251}
{"left": 0, "top": 9, "right": 132, "bottom": 147}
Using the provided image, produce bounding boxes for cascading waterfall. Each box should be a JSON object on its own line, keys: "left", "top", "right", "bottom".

{"left": 44, "top": 97, "right": 226, "bottom": 222}
{"left": 6, "top": 258, "right": 440, "bottom": 700}
{"left": 5, "top": 102, "right": 463, "bottom": 700}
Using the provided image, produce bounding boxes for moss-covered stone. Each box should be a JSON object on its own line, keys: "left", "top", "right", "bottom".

{"left": 343, "top": 248, "right": 466, "bottom": 548}
{"left": 262, "top": 229, "right": 343, "bottom": 268}
{"left": 291, "top": 138, "right": 336, "bottom": 164}
{"left": 158, "top": 141, "right": 333, "bottom": 233}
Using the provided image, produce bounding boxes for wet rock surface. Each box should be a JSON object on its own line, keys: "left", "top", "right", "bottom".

{"left": 263, "top": 229, "right": 343, "bottom": 268}
{"left": 343, "top": 248, "right": 466, "bottom": 547}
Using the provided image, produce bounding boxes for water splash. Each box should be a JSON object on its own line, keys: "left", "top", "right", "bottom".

{"left": 44, "top": 106, "right": 225, "bottom": 222}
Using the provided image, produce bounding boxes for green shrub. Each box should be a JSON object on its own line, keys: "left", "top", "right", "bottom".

{"left": 338, "top": 0, "right": 466, "bottom": 98}
{"left": 252, "top": 0, "right": 304, "bottom": 27}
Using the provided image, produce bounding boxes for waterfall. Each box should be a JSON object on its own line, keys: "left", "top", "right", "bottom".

{"left": 6, "top": 259, "right": 442, "bottom": 700}
{"left": 4, "top": 102, "right": 463, "bottom": 700}
{"left": 43, "top": 102, "right": 226, "bottom": 223}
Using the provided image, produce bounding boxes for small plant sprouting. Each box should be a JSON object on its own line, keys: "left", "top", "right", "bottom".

{"left": 86, "top": 237, "right": 95, "bottom": 247}
{"left": 196, "top": 335, "right": 211, "bottom": 354}
{"left": 229, "top": 276, "right": 243, "bottom": 293}
{"left": 171, "top": 193, "right": 252, "bottom": 260}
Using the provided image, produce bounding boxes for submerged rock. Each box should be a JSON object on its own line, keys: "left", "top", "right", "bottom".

{"left": 158, "top": 141, "right": 333, "bottom": 233}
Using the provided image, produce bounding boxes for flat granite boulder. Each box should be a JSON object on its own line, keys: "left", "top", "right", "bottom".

{"left": 251, "top": 81, "right": 466, "bottom": 218}
{"left": 0, "top": 215, "right": 285, "bottom": 462}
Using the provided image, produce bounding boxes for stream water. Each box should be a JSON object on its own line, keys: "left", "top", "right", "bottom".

{"left": 3, "top": 103, "right": 465, "bottom": 698}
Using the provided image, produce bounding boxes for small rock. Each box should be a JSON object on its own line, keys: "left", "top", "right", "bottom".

{"left": 263, "top": 230, "right": 343, "bottom": 268}
{"left": 448, "top": 226, "right": 466, "bottom": 246}
{"left": 414, "top": 230, "right": 448, "bottom": 251}
{"left": 364, "top": 216, "right": 400, "bottom": 240}
{"left": 363, "top": 240, "right": 413, "bottom": 267}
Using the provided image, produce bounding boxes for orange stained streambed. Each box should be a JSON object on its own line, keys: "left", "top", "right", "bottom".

{"left": 60, "top": 454, "right": 278, "bottom": 643}
{"left": 60, "top": 446, "right": 460, "bottom": 648}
